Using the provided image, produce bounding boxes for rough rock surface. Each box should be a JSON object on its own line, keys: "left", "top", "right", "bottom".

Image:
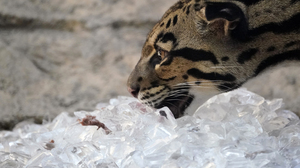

{"left": 0, "top": 0, "right": 299, "bottom": 130}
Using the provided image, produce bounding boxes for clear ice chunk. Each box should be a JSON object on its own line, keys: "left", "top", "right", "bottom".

{"left": 0, "top": 88, "right": 300, "bottom": 167}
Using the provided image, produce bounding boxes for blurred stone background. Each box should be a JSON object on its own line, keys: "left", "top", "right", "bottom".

{"left": 0, "top": 0, "right": 299, "bottom": 130}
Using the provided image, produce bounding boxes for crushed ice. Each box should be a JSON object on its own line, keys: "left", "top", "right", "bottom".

{"left": 1, "top": 88, "right": 300, "bottom": 168}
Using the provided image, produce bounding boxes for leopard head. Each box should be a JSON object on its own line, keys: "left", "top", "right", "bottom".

{"left": 127, "top": 0, "right": 249, "bottom": 118}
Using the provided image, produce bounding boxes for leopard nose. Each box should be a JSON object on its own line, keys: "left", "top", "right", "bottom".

{"left": 127, "top": 86, "right": 140, "bottom": 98}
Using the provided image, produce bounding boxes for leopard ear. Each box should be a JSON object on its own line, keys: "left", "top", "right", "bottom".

{"left": 205, "top": 2, "right": 248, "bottom": 40}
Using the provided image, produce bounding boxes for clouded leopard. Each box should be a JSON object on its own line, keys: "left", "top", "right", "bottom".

{"left": 127, "top": 0, "right": 300, "bottom": 118}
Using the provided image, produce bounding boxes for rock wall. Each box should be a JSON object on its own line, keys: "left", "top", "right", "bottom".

{"left": 1, "top": 0, "right": 299, "bottom": 129}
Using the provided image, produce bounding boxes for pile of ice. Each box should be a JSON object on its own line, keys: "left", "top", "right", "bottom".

{"left": 1, "top": 88, "right": 300, "bottom": 168}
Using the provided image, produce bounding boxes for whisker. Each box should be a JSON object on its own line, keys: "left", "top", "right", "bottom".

{"left": 172, "top": 82, "right": 237, "bottom": 92}
{"left": 173, "top": 81, "right": 232, "bottom": 87}
{"left": 210, "top": 65, "right": 242, "bottom": 69}
{"left": 163, "top": 101, "right": 178, "bottom": 109}
{"left": 175, "top": 80, "right": 225, "bottom": 85}
{"left": 190, "top": 84, "right": 233, "bottom": 90}
{"left": 173, "top": 85, "right": 216, "bottom": 90}
{"left": 164, "top": 98, "right": 190, "bottom": 104}
{"left": 167, "top": 94, "right": 194, "bottom": 99}
{"left": 168, "top": 89, "right": 189, "bottom": 94}
{"left": 172, "top": 81, "right": 227, "bottom": 88}
{"left": 217, "top": 84, "right": 237, "bottom": 92}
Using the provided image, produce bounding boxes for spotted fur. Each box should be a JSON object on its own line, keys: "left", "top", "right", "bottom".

{"left": 127, "top": 0, "right": 300, "bottom": 118}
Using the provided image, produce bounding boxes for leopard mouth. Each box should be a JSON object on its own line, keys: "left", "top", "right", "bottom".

{"left": 155, "top": 94, "right": 194, "bottom": 118}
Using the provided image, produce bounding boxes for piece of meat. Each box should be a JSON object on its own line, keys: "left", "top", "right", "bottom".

{"left": 78, "top": 115, "right": 111, "bottom": 134}
{"left": 44, "top": 140, "right": 55, "bottom": 150}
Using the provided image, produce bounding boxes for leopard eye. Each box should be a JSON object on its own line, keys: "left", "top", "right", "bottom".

{"left": 157, "top": 48, "right": 169, "bottom": 59}
{"left": 157, "top": 50, "right": 162, "bottom": 57}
